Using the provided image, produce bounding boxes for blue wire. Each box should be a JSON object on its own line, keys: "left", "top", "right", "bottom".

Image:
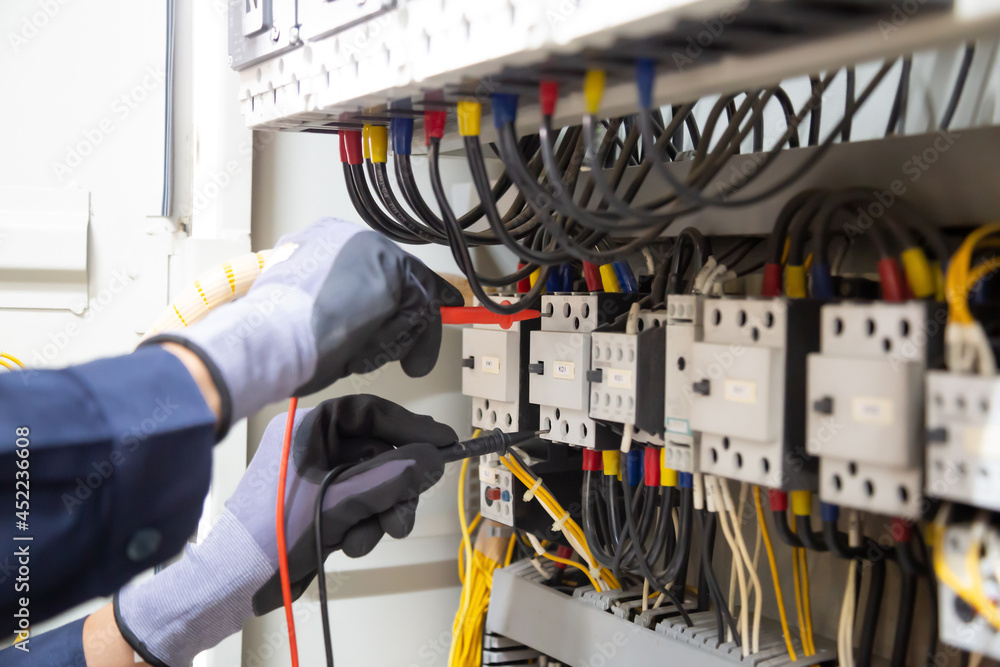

{"left": 614, "top": 261, "right": 638, "bottom": 293}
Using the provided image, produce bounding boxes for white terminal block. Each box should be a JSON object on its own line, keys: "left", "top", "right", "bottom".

{"left": 690, "top": 297, "right": 819, "bottom": 489}
{"left": 806, "top": 301, "right": 942, "bottom": 519}
{"left": 529, "top": 294, "right": 632, "bottom": 448}
{"left": 938, "top": 522, "right": 1000, "bottom": 659}
{"left": 479, "top": 453, "right": 514, "bottom": 526}
{"left": 926, "top": 371, "right": 1000, "bottom": 511}
{"left": 664, "top": 295, "right": 704, "bottom": 473}
{"left": 462, "top": 296, "right": 533, "bottom": 434}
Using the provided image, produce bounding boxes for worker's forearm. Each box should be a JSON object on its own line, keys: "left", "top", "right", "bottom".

{"left": 159, "top": 341, "right": 222, "bottom": 421}
{"left": 83, "top": 604, "right": 151, "bottom": 667}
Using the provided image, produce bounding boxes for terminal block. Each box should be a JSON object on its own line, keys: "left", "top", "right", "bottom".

{"left": 589, "top": 310, "right": 666, "bottom": 436}
{"left": 479, "top": 443, "right": 583, "bottom": 538}
{"left": 462, "top": 296, "right": 538, "bottom": 434}
{"left": 806, "top": 301, "right": 944, "bottom": 519}
{"left": 690, "top": 298, "right": 821, "bottom": 489}
{"left": 529, "top": 293, "right": 635, "bottom": 449}
{"left": 938, "top": 520, "right": 1000, "bottom": 659}
{"left": 663, "top": 295, "right": 705, "bottom": 473}
{"left": 926, "top": 371, "right": 1000, "bottom": 511}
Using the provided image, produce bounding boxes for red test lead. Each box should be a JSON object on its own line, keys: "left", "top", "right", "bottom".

{"left": 440, "top": 306, "right": 541, "bottom": 329}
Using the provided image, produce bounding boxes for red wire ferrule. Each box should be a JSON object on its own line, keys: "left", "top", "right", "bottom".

{"left": 769, "top": 489, "right": 788, "bottom": 512}
{"left": 762, "top": 263, "right": 783, "bottom": 297}
{"left": 539, "top": 81, "right": 559, "bottom": 116}
{"left": 877, "top": 258, "right": 905, "bottom": 303}
{"left": 582, "top": 448, "right": 603, "bottom": 472}
{"left": 424, "top": 109, "right": 447, "bottom": 145}
{"left": 341, "top": 131, "right": 364, "bottom": 165}
{"left": 644, "top": 447, "right": 660, "bottom": 487}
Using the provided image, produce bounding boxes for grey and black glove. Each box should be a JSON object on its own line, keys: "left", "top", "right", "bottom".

{"left": 114, "top": 394, "right": 456, "bottom": 666}
{"left": 144, "top": 218, "right": 463, "bottom": 435}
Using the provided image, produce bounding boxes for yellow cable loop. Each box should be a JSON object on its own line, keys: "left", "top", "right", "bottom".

{"left": 754, "top": 487, "right": 797, "bottom": 661}
{"left": 930, "top": 507, "right": 1000, "bottom": 629}
{"left": 0, "top": 358, "right": 15, "bottom": 371}
{"left": 946, "top": 224, "right": 1000, "bottom": 324}
{"left": 1, "top": 352, "right": 25, "bottom": 368}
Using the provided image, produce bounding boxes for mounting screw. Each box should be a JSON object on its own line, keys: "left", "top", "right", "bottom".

{"left": 288, "top": 26, "right": 300, "bottom": 44}
{"left": 270, "top": 27, "right": 280, "bottom": 42}
{"left": 692, "top": 379, "right": 711, "bottom": 396}
{"left": 812, "top": 396, "right": 834, "bottom": 415}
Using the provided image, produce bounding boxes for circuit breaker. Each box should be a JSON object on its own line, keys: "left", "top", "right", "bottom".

{"left": 806, "top": 301, "right": 944, "bottom": 519}
{"left": 690, "top": 297, "right": 821, "bottom": 489}
{"left": 479, "top": 453, "right": 515, "bottom": 525}
{"left": 528, "top": 293, "right": 635, "bottom": 448}
{"left": 663, "top": 295, "right": 704, "bottom": 473}
{"left": 926, "top": 371, "right": 1000, "bottom": 511}
{"left": 462, "top": 297, "right": 538, "bottom": 434}
{"left": 589, "top": 310, "right": 666, "bottom": 436}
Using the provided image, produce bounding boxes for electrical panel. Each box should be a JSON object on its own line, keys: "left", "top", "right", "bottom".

{"left": 462, "top": 297, "right": 538, "bottom": 434}
{"left": 690, "top": 298, "right": 821, "bottom": 489}
{"left": 926, "top": 371, "right": 1000, "bottom": 511}
{"left": 528, "top": 294, "right": 635, "bottom": 449}
{"left": 663, "top": 295, "right": 704, "bottom": 473}
{"left": 806, "top": 302, "right": 943, "bottom": 519}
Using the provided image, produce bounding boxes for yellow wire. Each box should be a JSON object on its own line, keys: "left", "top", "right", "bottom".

{"left": 0, "top": 358, "right": 14, "bottom": 371}
{"left": 754, "top": 487, "right": 797, "bottom": 661}
{"left": 798, "top": 547, "right": 816, "bottom": 655}
{"left": 966, "top": 257, "right": 1000, "bottom": 293}
{"left": 929, "top": 506, "right": 1000, "bottom": 631}
{"left": 946, "top": 224, "right": 1000, "bottom": 324}
{"left": 503, "top": 534, "right": 517, "bottom": 568}
{"left": 538, "top": 552, "right": 603, "bottom": 590}
{"left": 0, "top": 352, "right": 25, "bottom": 368}
{"left": 457, "top": 512, "right": 482, "bottom": 582}
{"left": 450, "top": 457, "right": 476, "bottom": 666}
{"left": 789, "top": 509, "right": 809, "bottom": 657}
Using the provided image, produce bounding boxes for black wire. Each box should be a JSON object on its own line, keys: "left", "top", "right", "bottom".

{"left": 892, "top": 541, "right": 918, "bottom": 667}
{"left": 885, "top": 56, "right": 912, "bottom": 136}
{"left": 700, "top": 510, "right": 741, "bottom": 645}
{"left": 315, "top": 462, "right": 355, "bottom": 667}
{"left": 795, "top": 514, "right": 829, "bottom": 552}
{"left": 842, "top": 67, "right": 856, "bottom": 142}
{"left": 857, "top": 558, "right": 886, "bottom": 667}
{"left": 941, "top": 43, "right": 975, "bottom": 130}
{"left": 808, "top": 75, "right": 823, "bottom": 146}
{"left": 913, "top": 530, "right": 940, "bottom": 667}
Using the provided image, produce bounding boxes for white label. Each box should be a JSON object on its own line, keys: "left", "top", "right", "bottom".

{"left": 724, "top": 379, "right": 757, "bottom": 404}
{"left": 851, "top": 397, "right": 893, "bottom": 425}
{"left": 607, "top": 369, "right": 632, "bottom": 389}
{"left": 666, "top": 419, "right": 691, "bottom": 435}
{"left": 481, "top": 356, "right": 500, "bottom": 375}
{"left": 553, "top": 361, "right": 575, "bottom": 380}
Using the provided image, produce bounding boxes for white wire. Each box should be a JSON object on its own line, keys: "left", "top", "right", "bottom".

{"left": 721, "top": 479, "right": 762, "bottom": 654}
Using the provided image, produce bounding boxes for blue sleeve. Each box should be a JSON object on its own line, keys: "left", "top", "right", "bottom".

{"left": 0, "top": 617, "right": 86, "bottom": 666}
{"left": 0, "top": 347, "right": 217, "bottom": 630}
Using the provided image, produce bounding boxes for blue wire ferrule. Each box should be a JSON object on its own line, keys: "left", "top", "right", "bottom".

{"left": 491, "top": 93, "right": 519, "bottom": 128}
{"left": 626, "top": 449, "right": 643, "bottom": 486}
{"left": 546, "top": 270, "right": 561, "bottom": 293}
{"left": 390, "top": 117, "right": 414, "bottom": 155}
{"left": 820, "top": 502, "right": 840, "bottom": 523}
{"left": 810, "top": 262, "right": 834, "bottom": 300}
{"left": 558, "top": 264, "right": 574, "bottom": 292}
{"left": 614, "top": 261, "right": 638, "bottom": 293}
{"left": 679, "top": 472, "right": 694, "bottom": 489}
{"left": 636, "top": 58, "right": 655, "bottom": 109}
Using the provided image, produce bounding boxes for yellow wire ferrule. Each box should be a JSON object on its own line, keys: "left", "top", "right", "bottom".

{"left": 599, "top": 264, "right": 621, "bottom": 292}
{"left": 529, "top": 268, "right": 542, "bottom": 289}
{"left": 361, "top": 124, "right": 373, "bottom": 160}
{"left": 661, "top": 466, "right": 678, "bottom": 488}
{"left": 457, "top": 100, "right": 482, "bottom": 137}
{"left": 602, "top": 450, "right": 620, "bottom": 477}
{"left": 791, "top": 490, "right": 812, "bottom": 517}
{"left": 368, "top": 125, "right": 388, "bottom": 163}
{"left": 901, "top": 247, "right": 935, "bottom": 299}
{"left": 784, "top": 264, "right": 807, "bottom": 298}
{"left": 584, "top": 70, "right": 606, "bottom": 115}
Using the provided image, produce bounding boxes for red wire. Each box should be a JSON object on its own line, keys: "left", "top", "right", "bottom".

{"left": 277, "top": 397, "right": 300, "bottom": 667}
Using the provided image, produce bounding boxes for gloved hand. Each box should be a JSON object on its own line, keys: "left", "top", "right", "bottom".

{"left": 114, "top": 395, "right": 456, "bottom": 667}
{"left": 144, "top": 218, "right": 463, "bottom": 436}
